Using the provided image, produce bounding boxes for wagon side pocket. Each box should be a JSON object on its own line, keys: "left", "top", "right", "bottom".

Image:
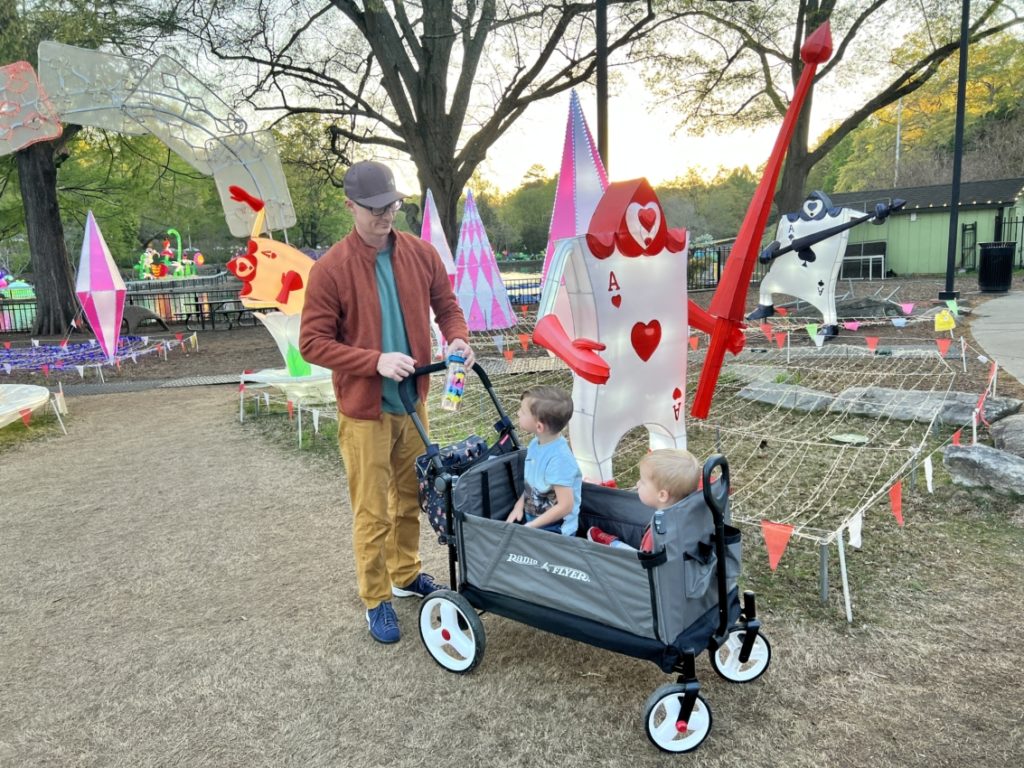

{"left": 682, "top": 541, "right": 717, "bottom": 598}
{"left": 721, "top": 525, "right": 742, "bottom": 588}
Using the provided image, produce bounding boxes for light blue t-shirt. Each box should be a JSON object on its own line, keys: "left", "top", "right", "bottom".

{"left": 522, "top": 436, "right": 582, "bottom": 536}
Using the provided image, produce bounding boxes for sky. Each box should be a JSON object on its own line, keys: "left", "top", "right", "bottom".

{"left": 408, "top": 77, "right": 856, "bottom": 196}
{"left": 477, "top": 93, "right": 781, "bottom": 192}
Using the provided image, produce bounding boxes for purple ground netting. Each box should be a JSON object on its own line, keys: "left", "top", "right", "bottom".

{"left": 0, "top": 336, "right": 166, "bottom": 373}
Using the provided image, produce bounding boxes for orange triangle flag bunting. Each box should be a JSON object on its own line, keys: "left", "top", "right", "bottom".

{"left": 19, "top": 408, "right": 32, "bottom": 426}
{"left": 518, "top": 333, "right": 530, "bottom": 351}
{"left": 888, "top": 480, "right": 904, "bottom": 527}
{"left": 774, "top": 332, "right": 787, "bottom": 350}
{"left": 935, "top": 337, "right": 952, "bottom": 357}
{"left": 760, "top": 520, "right": 795, "bottom": 572}
{"left": 952, "top": 429, "right": 961, "bottom": 446}
{"left": 865, "top": 337, "right": 879, "bottom": 352}
{"left": 503, "top": 349, "right": 514, "bottom": 362}
{"left": 286, "top": 400, "right": 294, "bottom": 420}
{"left": 688, "top": 336, "right": 698, "bottom": 351}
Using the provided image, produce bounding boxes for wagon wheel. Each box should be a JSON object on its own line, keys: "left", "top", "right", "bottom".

{"left": 643, "top": 684, "right": 712, "bottom": 754}
{"left": 709, "top": 628, "right": 772, "bottom": 683}
{"left": 418, "top": 590, "right": 485, "bottom": 674}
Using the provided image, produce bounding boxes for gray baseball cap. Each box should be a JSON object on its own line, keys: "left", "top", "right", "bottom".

{"left": 343, "top": 160, "right": 408, "bottom": 208}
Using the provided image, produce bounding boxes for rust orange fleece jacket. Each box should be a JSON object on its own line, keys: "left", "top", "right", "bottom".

{"left": 299, "top": 229, "right": 469, "bottom": 419}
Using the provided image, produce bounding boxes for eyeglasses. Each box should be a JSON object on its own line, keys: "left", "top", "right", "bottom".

{"left": 355, "top": 199, "right": 403, "bottom": 217}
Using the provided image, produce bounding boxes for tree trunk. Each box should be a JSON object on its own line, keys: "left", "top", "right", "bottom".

{"left": 415, "top": 158, "right": 470, "bottom": 255}
{"left": 775, "top": 89, "right": 816, "bottom": 215}
{"left": 17, "top": 140, "right": 78, "bottom": 336}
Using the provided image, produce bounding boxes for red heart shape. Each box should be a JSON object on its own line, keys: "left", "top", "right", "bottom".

{"left": 639, "top": 207, "right": 657, "bottom": 230}
{"left": 631, "top": 320, "right": 661, "bottom": 362}
{"left": 672, "top": 387, "right": 682, "bottom": 400}
{"left": 611, "top": 294, "right": 622, "bottom": 308}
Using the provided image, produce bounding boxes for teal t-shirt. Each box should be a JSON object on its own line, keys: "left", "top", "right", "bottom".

{"left": 375, "top": 245, "right": 414, "bottom": 414}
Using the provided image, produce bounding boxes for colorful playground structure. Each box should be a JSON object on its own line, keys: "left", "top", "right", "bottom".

{"left": 132, "top": 228, "right": 206, "bottom": 280}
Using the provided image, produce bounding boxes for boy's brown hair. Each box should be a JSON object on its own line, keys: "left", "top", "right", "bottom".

{"left": 639, "top": 449, "right": 700, "bottom": 504}
{"left": 521, "top": 386, "right": 573, "bottom": 434}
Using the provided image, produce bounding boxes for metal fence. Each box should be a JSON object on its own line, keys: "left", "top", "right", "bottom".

{"left": 2, "top": 245, "right": 766, "bottom": 334}
{"left": 994, "top": 215, "right": 1024, "bottom": 267}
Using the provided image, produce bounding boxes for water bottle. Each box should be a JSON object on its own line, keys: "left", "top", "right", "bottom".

{"left": 440, "top": 353, "right": 467, "bottom": 411}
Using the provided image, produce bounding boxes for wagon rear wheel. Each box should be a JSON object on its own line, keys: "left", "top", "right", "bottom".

{"left": 709, "top": 628, "right": 772, "bottom": 683}
{"left": 418, "top": 590, "right": 485, "bottom": 673}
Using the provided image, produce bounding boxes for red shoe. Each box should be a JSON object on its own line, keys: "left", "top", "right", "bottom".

{"left": 587, "top": 526, "right": 619, "bottom": 546}
{"left": 587, "top": 526, "right": 634, "bottom": 550}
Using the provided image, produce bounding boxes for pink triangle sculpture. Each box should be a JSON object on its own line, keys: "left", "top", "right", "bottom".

{"left": 420, "top": 188, "right": 456, "bottom": 285}
{"left": 75, "top": 211, "right": 126, "bottom": 363}
{"left": 454, "top": 190, "right": 516, "bottom": 331}
{"left": 542, "top": 89, "right": 609, "bottom": 279}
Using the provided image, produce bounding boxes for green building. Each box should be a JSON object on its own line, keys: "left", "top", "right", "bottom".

{"left": 827, "top": 177, "right": 1024, "bottom": 278}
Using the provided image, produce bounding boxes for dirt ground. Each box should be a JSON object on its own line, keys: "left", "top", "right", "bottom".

{"left": 2, "top": 277, "right": 1023, "bottom": 766}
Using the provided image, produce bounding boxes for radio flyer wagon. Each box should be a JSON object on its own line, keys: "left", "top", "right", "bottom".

{"left": 402, "top": 362, "right": 772, "bottom": 753}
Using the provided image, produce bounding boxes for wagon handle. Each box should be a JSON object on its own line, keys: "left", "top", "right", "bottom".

{"left": 397, "top": 360, "right": 520, "bottom": 460}
{"left": 702, "top": 454, "right": 732, "bottom": 640}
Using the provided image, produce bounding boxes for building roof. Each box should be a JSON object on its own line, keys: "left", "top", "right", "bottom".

{"left": 828, "top": 177, "right": 1024, "bottom": 212}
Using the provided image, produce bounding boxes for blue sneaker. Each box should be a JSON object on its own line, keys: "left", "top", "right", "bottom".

{"left": 391, "top": 572, "right": 441, "bottom": 599}
{"left": 366, "top": 601, "right": 400, "bottom": 644}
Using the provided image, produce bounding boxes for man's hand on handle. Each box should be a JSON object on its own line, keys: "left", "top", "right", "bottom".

{"left": 377, "top": 352, "right": 416, "bottom": 381}
{"left": 447, "top": 338, "right": 475, "bottom": 369}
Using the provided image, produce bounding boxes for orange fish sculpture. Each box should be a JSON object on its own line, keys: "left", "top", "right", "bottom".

{"left": 226, "top": 186, "right": 312, "bottom": 315}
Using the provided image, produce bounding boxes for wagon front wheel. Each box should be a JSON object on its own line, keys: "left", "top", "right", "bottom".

{"left": 643, "top": 684, "right": 712, "bottom": 754}
{"left": 418, "top": 590, "right": 485, "bottom": 673}
{"left": 709, "top": 628, "right": 772, "bottom": 683}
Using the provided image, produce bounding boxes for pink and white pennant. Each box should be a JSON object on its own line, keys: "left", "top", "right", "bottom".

{"left": 75, "top": 211, "right": 126, "bottom": 363}
{"left": 454, "top": 190, "right": 516, "bottom": 331}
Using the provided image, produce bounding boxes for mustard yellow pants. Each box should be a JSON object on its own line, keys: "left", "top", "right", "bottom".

{"left": 338, "top": 404, "right": 428, "bottom": 610}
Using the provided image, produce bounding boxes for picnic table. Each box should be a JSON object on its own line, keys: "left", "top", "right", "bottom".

{"left": 184, "top": 298, "right": 257, "bottom": 331}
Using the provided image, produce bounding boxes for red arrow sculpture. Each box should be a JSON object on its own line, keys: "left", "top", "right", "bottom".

{"left": 688, "top": 22, "right": 833, "bottom": 419}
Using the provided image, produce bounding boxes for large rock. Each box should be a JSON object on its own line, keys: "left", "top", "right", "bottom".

{"left": 991, "top": 414, "right": 1024, "bottom": 459}
{"left": 943, "top": 444, "right": 1024, "bottom": 496}
{"left": 829, "top": 387, "right": 1021, "bottom": 425}
{"left": 737, "top": 382, "right": 834, "bottom": 412}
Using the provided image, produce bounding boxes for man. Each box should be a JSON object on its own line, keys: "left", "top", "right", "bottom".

{"left": 300, "top": 160, "right": 475, "bottom": 644}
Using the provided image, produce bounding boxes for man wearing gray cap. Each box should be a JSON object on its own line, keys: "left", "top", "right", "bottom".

{"left": 300, "top": 160, "right": 475, "bottom": 644}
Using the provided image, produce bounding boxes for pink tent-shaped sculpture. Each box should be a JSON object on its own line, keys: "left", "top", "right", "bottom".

{"left": 75, "top": 211, "right": 126, "bottom": 363}
{"left": 420, "top": 188, "right": 457, "bottom": 285}
{"left": 453, "top": 190, "right": 516, "bottom": 331}
{"left": 542, "top": 89, "right": 608, "bottom": 280}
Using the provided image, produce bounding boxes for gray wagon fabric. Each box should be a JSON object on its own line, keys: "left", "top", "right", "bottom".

{"left": 452, "top": 450, "right": 742, "bottom": 644}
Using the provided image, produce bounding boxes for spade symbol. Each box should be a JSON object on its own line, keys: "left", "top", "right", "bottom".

{"left": 817, "top": 280, "right": 825, "bottom": 296}
{"left": 797, "top": 247, "right": 817, "bottom": 267}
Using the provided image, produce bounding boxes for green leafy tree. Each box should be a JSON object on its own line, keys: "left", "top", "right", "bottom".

{"left": 657, "top": 167, "right": 758, "bottom": 240}
{"left": 273, "top": 115, "right": 352, "bottom": 249}
{"left": 811, "top": 32, "right": 1024, "bottom": 191}
{"left": 0, "top": 0, "right": 140, "bottom": 334}
{"left": 498, "top": 165, "right": 556, "bottom": 254}
{"left": 644, "top": 0, "right": 1024, "bottom": 213}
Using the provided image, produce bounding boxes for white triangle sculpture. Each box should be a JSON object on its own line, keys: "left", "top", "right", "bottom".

{"left": 453, "top": 190, "right": 516, "bottom": 331}
{"left": 421, "top": 188, "right": 457, "bottom": 282}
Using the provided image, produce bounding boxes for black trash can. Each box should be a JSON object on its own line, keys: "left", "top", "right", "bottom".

{"left": 978, "top": 241, "right": 1015, "bottom": 292}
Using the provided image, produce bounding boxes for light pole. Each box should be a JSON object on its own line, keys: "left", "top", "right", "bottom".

{"left": 939, "top": 0, "right": 971, "bottom": 302}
